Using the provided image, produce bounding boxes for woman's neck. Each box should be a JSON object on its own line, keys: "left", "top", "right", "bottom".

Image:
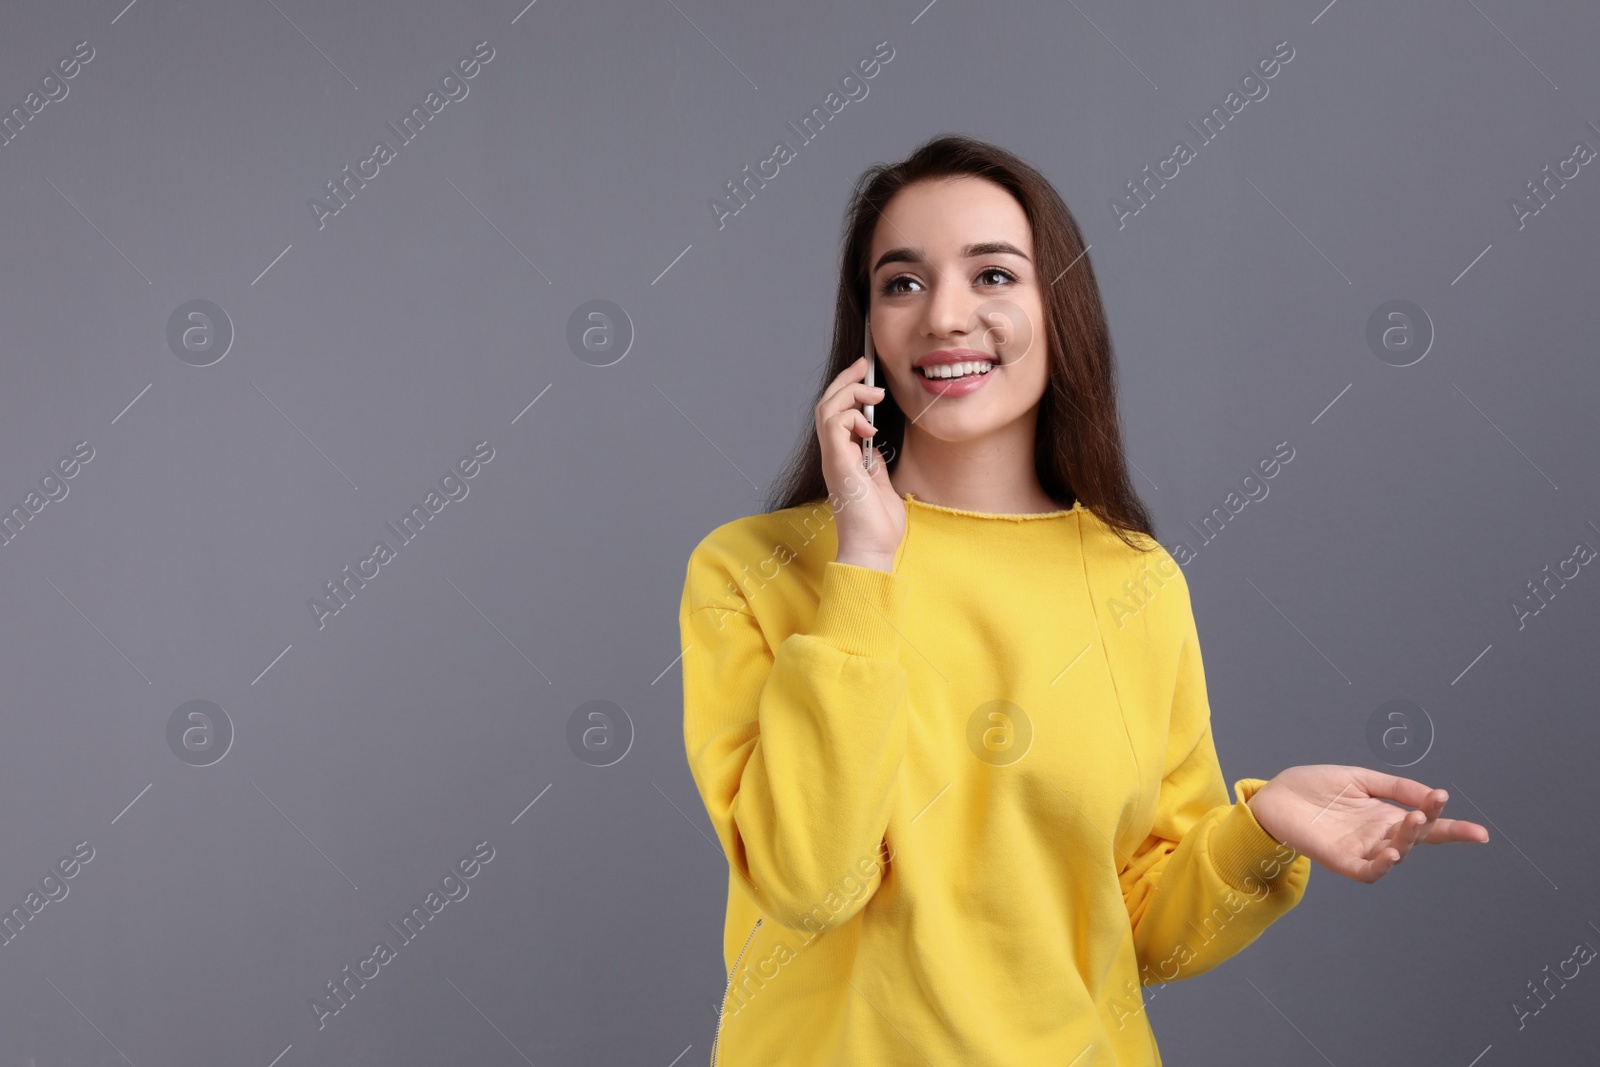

{"left": 889, "top": 413, "right": 1060, "bottom": 515}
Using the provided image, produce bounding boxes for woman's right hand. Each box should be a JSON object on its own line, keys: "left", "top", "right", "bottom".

{"left": 816, "top": 355, "right": 906, "bottom": 572}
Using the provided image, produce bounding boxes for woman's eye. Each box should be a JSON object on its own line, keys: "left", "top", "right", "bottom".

{"left": 880, "top": 268, "right": 1014, "bottom": 296}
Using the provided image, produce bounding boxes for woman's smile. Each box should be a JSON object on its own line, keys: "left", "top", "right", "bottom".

{"left": 913, "top": 357, "right": 999, "bottom": 397}
{"left": 911, "top": 346, "right": 1002, "bottom": 398}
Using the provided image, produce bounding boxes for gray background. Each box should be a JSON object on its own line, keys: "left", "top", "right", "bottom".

{"left": 0, "top": 0, "right": 1595, "bottom": 1064}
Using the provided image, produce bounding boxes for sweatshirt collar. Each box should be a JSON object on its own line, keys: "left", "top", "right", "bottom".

{"left": 901, "top": 492, "right": 1083, "bottom": 522}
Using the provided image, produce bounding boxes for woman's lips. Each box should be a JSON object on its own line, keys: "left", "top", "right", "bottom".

{"left": 915, "top": 364, "right": 995, "bottom": 398}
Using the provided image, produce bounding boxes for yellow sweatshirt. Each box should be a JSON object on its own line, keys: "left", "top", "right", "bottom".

{"left": 679, "top": 491, "right": 1312, "bottom": 1066}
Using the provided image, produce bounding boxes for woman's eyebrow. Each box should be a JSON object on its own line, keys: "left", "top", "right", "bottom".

{"left": 872, "top": 241, "right": 1031, "bottom": 273}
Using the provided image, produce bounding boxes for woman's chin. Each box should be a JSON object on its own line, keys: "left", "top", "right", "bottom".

{"left": 906, "top": 409, "right": 1018, "bottom": 443}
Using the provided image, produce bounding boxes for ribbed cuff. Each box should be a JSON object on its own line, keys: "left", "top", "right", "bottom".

{"left": 1209, "top": 777, "right": 1299, "bottom": 893}
{"left": 810, "top": 562, "right": 905, "bottom": 658}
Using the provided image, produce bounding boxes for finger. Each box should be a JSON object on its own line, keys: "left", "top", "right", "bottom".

{"left": 1368, "top": 812, "right": 1409, "bottom": 868}
{"left": 1349, "top": 848, "right": 1400, "bottom": 884}
{"left": 1350, "top": 767, "right": 1440, "bottom": 810}
{"left": 1405, "top": 790, "right": 1449, "bottom": 846}
{"left": 864, "top": 441, "right": 896, "bottom": 484}
{"left": 818, "top": 358, "right": 873, "bottom": 410}
{"left": 817, "top": 382, "right": 886, "bottom": 426}
{"left": 827, "top": 355, "right": 869, "bottom": 386}
{"left": 818, "top": 373, "right": 874, "bottom": 411}
{"left": 1388, "top": 807, "right": 1431, "bottom": 863}
{"left": 822, "top": 409, "right": 877, "bottom": 465}
{"left": 1325, "top": 817, "right": 1404, "bottom": 883}
{"left": 1421, "top": 818, "right": 1490, "bottom": 845}
{"left": 834, "top": 408, "right": 876, "bottom": 441}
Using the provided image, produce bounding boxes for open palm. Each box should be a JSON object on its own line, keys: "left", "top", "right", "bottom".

{"left": 1247, "top": 764, "right": 1490, "bottom": 884}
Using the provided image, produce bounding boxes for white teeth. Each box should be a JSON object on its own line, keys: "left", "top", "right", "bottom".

{"left": 918, "top": 360, "right": 993, "bottom": 379}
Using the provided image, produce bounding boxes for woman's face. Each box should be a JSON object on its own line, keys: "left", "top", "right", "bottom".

{"left": 866, "top": 175, "right": 1050, "bottom": 445}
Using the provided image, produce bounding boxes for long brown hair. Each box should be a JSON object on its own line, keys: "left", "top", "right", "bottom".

{"left": 763, "top": 133, "right": 1158, "bottom": 552}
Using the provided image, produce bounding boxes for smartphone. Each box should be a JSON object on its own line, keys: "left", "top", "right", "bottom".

{"left": 861, "top": 314, "right": 876, "bottom": 470}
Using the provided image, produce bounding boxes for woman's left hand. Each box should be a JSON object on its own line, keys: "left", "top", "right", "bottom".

{"left": 1246, "top": 764, "right": 1490, "bottom": 884}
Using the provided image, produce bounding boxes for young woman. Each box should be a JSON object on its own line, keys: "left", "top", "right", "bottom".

{"left": 678, "top": 134, "right": 1489, "bottom": 1066}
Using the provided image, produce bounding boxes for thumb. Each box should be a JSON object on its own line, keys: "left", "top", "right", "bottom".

{"left": 865, "top": 445, "right": 896, "bottom": 491}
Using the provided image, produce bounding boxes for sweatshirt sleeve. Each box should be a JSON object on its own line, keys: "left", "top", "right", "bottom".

{"left": 1117, "top": 580, "right": 1312, "bottom": 985}
{"left": 680, "top": 552, "right": 910, "bottom": 932}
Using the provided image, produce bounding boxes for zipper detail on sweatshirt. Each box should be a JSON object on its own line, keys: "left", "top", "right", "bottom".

{"left": 710, "top": 917, "right": 763, "bottom": 1067}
